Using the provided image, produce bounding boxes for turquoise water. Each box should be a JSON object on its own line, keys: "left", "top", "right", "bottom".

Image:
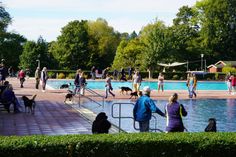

{"left": 79, "top": 99, "right": 236, "bottom": 132}
{"left": 47, "top": 80, "right": 228, "bottom": 90}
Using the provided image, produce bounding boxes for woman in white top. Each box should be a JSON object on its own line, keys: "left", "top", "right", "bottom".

{"left": 157, "top": 73, "right": 164, "bottom": 92}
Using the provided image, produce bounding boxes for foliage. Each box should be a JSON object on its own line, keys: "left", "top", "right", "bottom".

{"left": 19, "top": 37, "right": 51, "bottom": 72}
{"left": 222, "top": 66, "right": 236, "bottom": 73}
{"left": 67, "top": 73, "right": 76, "bottom": 79}
{"left": 57, "top": 73, "right": 66, "bottom": 79}
{"left": 0, "top": 133, "right": 236, "bottom": 157}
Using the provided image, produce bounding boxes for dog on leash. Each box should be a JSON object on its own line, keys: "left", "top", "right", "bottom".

{"left": 64, "top": 90, "right": 75, "bottom": 102}
{"left": 60, "top": 83, "right": 71, "bottom": 89}
{"left": 22, "top": 94, "right": 37, "bottom": 114}
{"left": 129, "top": 91, "right": 142, "bottom": 99}
{"left": 119, "top": 87, "right": 132, "bottom": 95}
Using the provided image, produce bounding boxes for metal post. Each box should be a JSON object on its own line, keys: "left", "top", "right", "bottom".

{"left": 119, "top": 103, "right": 121, "bottom": 132}
{"left": 187, "top": 60, "right": 189, "bottom": 72}
{"left": 204, "top": 59, "right": 207, "bottom": 72}
{"left": 201, "top": 54, "right": 204, "bottom": 71}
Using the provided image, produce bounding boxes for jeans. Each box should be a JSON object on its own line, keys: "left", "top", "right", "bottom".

{"left": 139, "top": 121, "right": 150, "bottom": 132}
{"left": 105, "top": 86, "right": 115, "bottom": 98}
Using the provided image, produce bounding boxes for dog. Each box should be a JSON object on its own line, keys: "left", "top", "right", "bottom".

{"left": 22, "top": 94, "right": 37, "bottom": 114}
{"left": 60, "top": 83, "right": 71, "bottom": 89}
{"left": 119, "top": 86, "right": 132, "bottom": 95}
{"left": 205, "top": 118, "right": 217, "bottom": 132}
{"left": 64, "top": 90, "right": 75, "bottom": 102}
{"left": 92, "top": 112, "right": 111, "bottom": 134}
{"left": 129, "top": 91, "right": 142, "bottom": 99}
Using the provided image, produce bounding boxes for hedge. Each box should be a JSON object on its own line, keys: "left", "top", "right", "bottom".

{"left": 0, "top": 133, "right": 236, "bottom": 157}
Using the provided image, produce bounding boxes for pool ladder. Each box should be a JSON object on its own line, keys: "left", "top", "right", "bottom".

{"left": 76, "top": 87, "right": 104, "bottom": 108}
{"left": 111, "top": 102, "right": 164, "bottom": 133}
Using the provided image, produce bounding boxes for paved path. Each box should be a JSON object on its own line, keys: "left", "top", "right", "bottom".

{"left": 0, "top": 78, "right": 92, "bottom": 136}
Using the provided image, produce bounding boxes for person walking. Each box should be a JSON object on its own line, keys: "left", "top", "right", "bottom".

{"left": 74, "top": 69, "right": 82, "bottom": 94}
{"left": 34, "top": 67, "right": 41, "bottom": 89}
{"left": 40, "top": 67, "right": 48, "bottom": 92}
{"left": 133, "top": 86, "right": 165, "bottom": 132}
{"left": 18, "top": 69, "right": 25, "bottom": 88}
{"left": 157, "top": 73, "right": 164, "bottom": 92}
{"left": 225, "top": 73, "right": 232, "bottom": 94}
{"left": 104, "top": 74, "right": 115, "bottom": 98}
{"left": 165, "top": 93, "right": 187, "bottom": 132}
{"left": 79, "top": 72, "right": 86, "bottom": 95}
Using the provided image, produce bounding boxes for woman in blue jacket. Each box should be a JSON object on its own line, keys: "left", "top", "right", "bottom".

{"left": 165, "top": 93, "right": 187, "bottom": 132}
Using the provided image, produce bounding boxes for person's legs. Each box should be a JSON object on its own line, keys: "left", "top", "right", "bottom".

{"left": 105, "top": 87, "right": 108, "bottom": 98}
{"left": 139, "top": 121, "right": 149, "bottom": 132}
{"left": 36, "top": 78, "right": 40, "bottom": 89}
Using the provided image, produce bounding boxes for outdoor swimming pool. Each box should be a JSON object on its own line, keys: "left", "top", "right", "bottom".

{"left": 71, "top": 98, "right": 236, "bottom": 133}
{"left": 48, "top": 80, "right": 228, "bottom": 90}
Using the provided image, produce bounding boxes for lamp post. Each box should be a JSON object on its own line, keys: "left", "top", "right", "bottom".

{"left": 201, "top": 54, "right": 204, "bottom": 71}
{"left": 36, "top": 59, "right": 40, "bottom": 69}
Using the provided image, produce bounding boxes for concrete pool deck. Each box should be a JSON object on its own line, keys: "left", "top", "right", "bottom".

{"left": 0, "top": 78, "right": 235, "bottom": 136}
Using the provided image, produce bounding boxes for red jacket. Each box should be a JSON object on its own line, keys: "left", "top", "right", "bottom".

{"left": 231, "top": 77, "right": 236, "bottom": 86}
{"left": 18, "top": 70, "right": 25, "bottom": 78}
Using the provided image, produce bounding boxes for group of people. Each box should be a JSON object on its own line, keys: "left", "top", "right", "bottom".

{"left": 225, "top": 73, "right": 236, "bottom": 95}
{"left": 94, "top": 85, "right": 216, "bottom": 134}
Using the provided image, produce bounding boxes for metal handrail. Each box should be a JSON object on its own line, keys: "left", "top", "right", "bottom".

{"left": 74, "top": 86, "right": 104, "bottom": 108}
{"left": 111, "top": 102, "right": 163, "bottom": 133}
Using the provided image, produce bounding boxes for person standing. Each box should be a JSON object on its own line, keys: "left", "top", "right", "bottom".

{"left": 91, "top": 66, "right": 96, "bottom": 80}
{"left": 18, "top": 69, "right": 25, "bottom": 88}
{"left": 231, "top": 74, "right": 236, "bottom": 95}
{"left": 105, "top": 74, "right": 115, "bottom": 98}
{"left": 132, "top": 71, "right": 142, "bottom": 93}
{"left": 40, "top": 67, "right": 48, "bottom": 92}
{"left": 225, "top": 73, "right": 232, "bottom": 94}
{"left": 0, "top": 64, "right": 7, "bottom": 85}
{"left": 133, "top": 86, "right": 165, "bottom": 132}
{"left": 165, "top": 93, "right": 187, "bottom": 132}
{"left": 157, "top": 73, "right": 164, "bottom": 92}
{"left": 120, "top": 68, "right": 127, "bottom": 81}
{"left": 186, "top": 73, "right": 197, "bottom": 98}
{"left": 35, "top": 67, "right": 41, "bottom": 89}
{"left": 128, "top": 67, "right": 133, "bottom": 80}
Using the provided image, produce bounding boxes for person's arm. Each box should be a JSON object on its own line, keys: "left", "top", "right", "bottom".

{"left": 180, "top": 104, "right": 187, "bottom": 117}
{"left": 148, "top": 99, "right": 165, "bottom": 117}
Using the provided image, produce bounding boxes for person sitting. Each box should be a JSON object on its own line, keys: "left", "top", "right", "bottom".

{"left": 205, "top": 118, "right": 217, "bottom": 132}
{"left": 92, "top": 112, "right": 111, "bottom": 134}
{"left": 1, "top": 84, "right": 21, "bottom": 113}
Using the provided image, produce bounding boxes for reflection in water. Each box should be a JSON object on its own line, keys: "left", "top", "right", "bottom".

{"left": 81, "top": 99, "right": 236, "bottom": 132}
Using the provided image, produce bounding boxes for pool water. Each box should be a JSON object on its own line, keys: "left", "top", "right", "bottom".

{"left": 74, "top": 99, "right": 236, "bottom": 133}
{"left": 47, "top": 80, "right": 228, "bottom": 90}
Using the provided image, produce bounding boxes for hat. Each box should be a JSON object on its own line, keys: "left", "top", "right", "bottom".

{"left": 143, "top": 86, "right": 151, "bottom": 93}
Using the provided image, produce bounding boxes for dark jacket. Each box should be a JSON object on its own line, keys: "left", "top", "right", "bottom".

{"left": 92, "top": 112, "right": 111, "bottom": 134}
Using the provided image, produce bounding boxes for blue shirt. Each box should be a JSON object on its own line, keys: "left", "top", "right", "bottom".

{"left": 133, "top": 95, "right": 165, "bottom": 122}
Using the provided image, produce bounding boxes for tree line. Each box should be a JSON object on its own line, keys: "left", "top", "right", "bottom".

{"left": 1, "top": 0, "right": 236, "bottom": 74}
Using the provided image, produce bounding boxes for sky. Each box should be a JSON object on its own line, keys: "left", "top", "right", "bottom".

{"left": 2, "top": 0, "right": 198, "bottom": 42}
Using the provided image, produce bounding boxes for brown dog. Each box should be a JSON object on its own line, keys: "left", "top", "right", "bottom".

{"left": 22, "top": 94, "right": 37, "bottom": 114}
{"left": 119, "top": 87, "right": 132, "bottom": 95}
{"left": 129, "top": 91, "right": 142, "bottom": 99}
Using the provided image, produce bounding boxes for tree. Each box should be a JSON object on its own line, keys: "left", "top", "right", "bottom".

{"left": 87, "top": 18, "right": 121, "bottom": 69}
{"left": 19, "top": 37, "right": 50, "bottom": 74}
{"left": 195, "top": 0, "right": 236, "bottom": 61}
{"left": 112, "top": 38, "right": 144, "bottom": 70}
{"left": 49, "top": 20, "right": 89, "bottom": 70}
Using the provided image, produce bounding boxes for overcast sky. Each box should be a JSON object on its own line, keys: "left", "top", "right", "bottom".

{"left": 2, "top": 0, "right": 197, "bottom": 42}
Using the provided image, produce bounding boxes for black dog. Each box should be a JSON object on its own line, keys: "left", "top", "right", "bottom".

{"left": 205, "top": 118, "right": 217, "bottom": 132}
{"left": 60, "top": 83, "right": 71, "bottom": 89}
{"left": 119, "top": 87, "right": 132, "bottom": 95}
{"left": 92, "top": 112, "right": 111, "bottom": 134}
{"left": 129, "top": 91, "right": 142, "bottom": 99}
{"left": 64, "top": 90, "right": 74, "bottom": 102}
{"left": 22, "top": 94, "right": 37, "bottom": 114}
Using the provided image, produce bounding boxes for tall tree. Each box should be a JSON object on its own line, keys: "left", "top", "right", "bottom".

{"left": 49, "top": 20, "right": 89, "bottom": 70}
{"left": 196, "top": 0, "right": 236, "bottom": 61}
{"left": 87, "top": 18, "right": 121, "bottom": 69}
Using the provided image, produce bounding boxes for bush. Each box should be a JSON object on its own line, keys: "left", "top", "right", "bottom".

{"left": 67, "top": 73, "right": 75, "bottom": 79}
{"left": 47, "top": 71, "right": 56, "bottom": 78}
{"left": 172, "top": 74, "right": 179, "bottom": 80}
{"left": 0, "top": 133, "right": 236, "bottom": 157}
{"left": 57, "top": 73, "right": 66, "bottom": 79}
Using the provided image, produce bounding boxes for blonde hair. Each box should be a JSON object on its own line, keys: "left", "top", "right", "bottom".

{"left": 168, "top": 93, "right": 178, "bottom": 104}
